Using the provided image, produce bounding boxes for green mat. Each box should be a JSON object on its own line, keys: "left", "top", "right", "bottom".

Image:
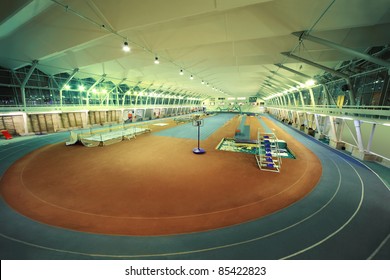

{"left": 216, "top": 138, "right": 295, "bottom": 158}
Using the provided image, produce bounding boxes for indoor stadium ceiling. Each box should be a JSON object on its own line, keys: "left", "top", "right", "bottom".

{"left": 0, "top": 0, "right": 389, "bottom": 99}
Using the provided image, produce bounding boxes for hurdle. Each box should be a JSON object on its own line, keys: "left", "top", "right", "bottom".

{"left": 66, "top": 124, "right": 151, "bottom": 147}
{"left": 173, "top": 116, "right": 193, "bottom": 124}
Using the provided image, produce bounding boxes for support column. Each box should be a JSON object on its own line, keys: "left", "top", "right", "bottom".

{"left": 351, "top": 121, "right": 378, "bottom": 161}
{"left": 286, "top": 94, "right": 292, "bottom": 106}
{"left": 322, "top": 83, "right": 331, "bottom": 106}
{"left": 60, "top": 68, "right": 79, "bottom": 107}
{"left": 298, "top": 91, "right": 305, "bottom": 107}
{"left": 344, "top": 120, "right": 359, "bottom": 148}
{"left": 21, "top": 87, "right": 27, "bottom": 111}
{"left": 308, "top": 88, "right": 315, "bottom": 106}
{"left": 366, "top": 123, "right": 376, "bottom": 152}
{"left": 292, "top": 93, "right": 298, "bottom": 107}
{"left": 22, "top": 112, "right": 29, "bottom": 135}
{"left": 345, "top": 78, "right": 356, "bottom": 106}
{"left": 353, "top": 120, "right": 364, "bottom": 152}
{"left": 295, "top": 111, "right": 301, "bottom": 128}
{"left": 329, "top": 117, "right": 345, "bottom": 150}
{"left": 314, "top": 114, "right": 325, "bottom": 140}
{"left": 281, "top": 95, "right": 287, "bottom": 107}
{"left": 21, "top": 60, "right": 39, "bottom": 111}
{"left": 81, "top": 110, "right": 89, "bottom": 128}
{"left": 277, "top": 96, "right": 283, "bottom": 106}
{"left": 329, "top": 117, "right": 337, "bottom": 140}
{"left": 314, "top": 114, "right": 321, "bottom": 133}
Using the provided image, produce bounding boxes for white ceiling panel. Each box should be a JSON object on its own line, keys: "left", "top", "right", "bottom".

{"left": 0, "top": 0, "right": 389, "bottom": 99}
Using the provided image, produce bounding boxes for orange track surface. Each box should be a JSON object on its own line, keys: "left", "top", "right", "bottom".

{"left": 0, "top": 116, "right": 322, "bottom": 236}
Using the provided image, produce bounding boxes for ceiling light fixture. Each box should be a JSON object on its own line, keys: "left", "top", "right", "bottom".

{"left": 122, "top": 41, "right": 130, "bottom": 52}
{"left": 190, "top": 75, "right": 194, "bottom": 80}
{"left": 305, "top": 79, "right": 316, "bottom": 87}
{"left": 201, "top": 80, "right": 204, "bottom": 84}
{"left": 180, "top": 69, "right": 184, "bottom": 75}
{"left": 154, "top": 57, "right": 159, "bottom": 64}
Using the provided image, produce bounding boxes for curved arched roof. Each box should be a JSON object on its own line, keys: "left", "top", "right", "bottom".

{"left": 0, "top": 0, "right": 389, "bottom": 98}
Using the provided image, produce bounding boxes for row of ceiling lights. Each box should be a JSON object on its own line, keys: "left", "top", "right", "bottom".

{"left": 122, "top": 42, "right": 226, "bottom": 95}
{"left": 263, "top": 79, "right": 317, "bottom": 100}
{"left": 51, "top": 1, "right": 221, "bottom": 100}
{"left": 63, "top": 84, "right": 202, "bottom": 99}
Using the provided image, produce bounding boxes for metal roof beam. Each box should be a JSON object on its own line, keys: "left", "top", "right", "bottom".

{"left": 270, "top": 70, "right": 303, "bottom": 85}
{"left": 275, "top": 64, "right": 313, "bottom": 79}
{"left": 87, "top": 74, "right": 107, "bottom": 93}
{"left": 21, "top": 60, "right": 38, "bottom": 88}
{"left": 293, "top": 31, "right": 390, "bottom": 69}
{"left": 281, "top": 52, "right": 356, "bottom": 105}
{"left": 60, "top": 68, "right": 79, "bottom": 90}
{"left": 281, "top": 52, "right": 349, "bottom": 79}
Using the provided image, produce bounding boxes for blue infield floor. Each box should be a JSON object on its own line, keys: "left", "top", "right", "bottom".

{"left": 153, "top": 113, "right": 236, "bottom": 140}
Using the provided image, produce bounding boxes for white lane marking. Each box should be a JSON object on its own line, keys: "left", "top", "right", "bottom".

{"left": 0, "top": 153, "right": 344, "bottom": 258}
{"left": 367, "top": 233, "right": 390, "bottom": 260}
{"left": 280, "top": 154, "right": 365, "bottom": 259}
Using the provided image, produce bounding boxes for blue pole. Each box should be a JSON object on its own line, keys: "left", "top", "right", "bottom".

{"left": 198, "top": 124, "right": 200, "bottom": 149}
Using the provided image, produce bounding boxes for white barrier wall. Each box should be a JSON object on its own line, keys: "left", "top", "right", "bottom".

{"left": 341, "top": 120, "right": 390, "bottom": 159}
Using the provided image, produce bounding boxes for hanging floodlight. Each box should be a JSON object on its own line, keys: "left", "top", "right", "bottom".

{"left": 201, "top": 80, "right": 204, "bottom": 84}
{"left": 78, "top": 85, "right": 85, "bottom": 91}
{"left": 190, "top": 75, "right": 194, "bottom": 80}
{"left": 154, "top": 57, "right": 159, "bottom": 64}
{"left": 122, "top": 41, "right": 130, "bottom": 52}
{"left": 180, "top": 69, "right": 184, "bottom": 75}
{"left": 305, "top": 79, "right": 316, "bottom": 87}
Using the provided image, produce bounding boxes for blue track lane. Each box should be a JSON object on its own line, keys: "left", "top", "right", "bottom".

{"left": 0, "top": 116, "right": 389, "bottom": 259}
{"left": 153, "top": 113, "right": 236, "bottom": 140}
{"left": 257, "top": 117, "right": 273, "bottom": 133}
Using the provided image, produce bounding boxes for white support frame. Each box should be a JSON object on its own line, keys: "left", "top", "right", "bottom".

{"left": 255, "top": 129, "right": 282, "bottom": 173}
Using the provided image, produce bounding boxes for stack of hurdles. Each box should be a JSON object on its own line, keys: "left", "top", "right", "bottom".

{"left": 66, "top": 123, "right": 151, "bottom": 147}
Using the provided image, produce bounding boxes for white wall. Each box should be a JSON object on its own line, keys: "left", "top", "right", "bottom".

{"left": 341, "top": 120, "right": 390, "bottom": 159}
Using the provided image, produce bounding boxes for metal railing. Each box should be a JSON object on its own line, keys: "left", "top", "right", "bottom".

{"left": 266, "top": 105, "right": 390, "bottom": 121}
{"left": 0, "top": 104, "right": 202, "bottom": 113}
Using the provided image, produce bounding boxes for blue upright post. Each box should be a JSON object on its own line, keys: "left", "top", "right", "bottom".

{"left": 192, "top": 119, "right": 206, "bottom": 154}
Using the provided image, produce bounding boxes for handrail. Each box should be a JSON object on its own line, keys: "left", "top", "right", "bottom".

{"left": 266, "top": 105, "right": 390, "bottom": 122}
{"left": 0, "top": 104, "right": 202, "bottom": 113}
